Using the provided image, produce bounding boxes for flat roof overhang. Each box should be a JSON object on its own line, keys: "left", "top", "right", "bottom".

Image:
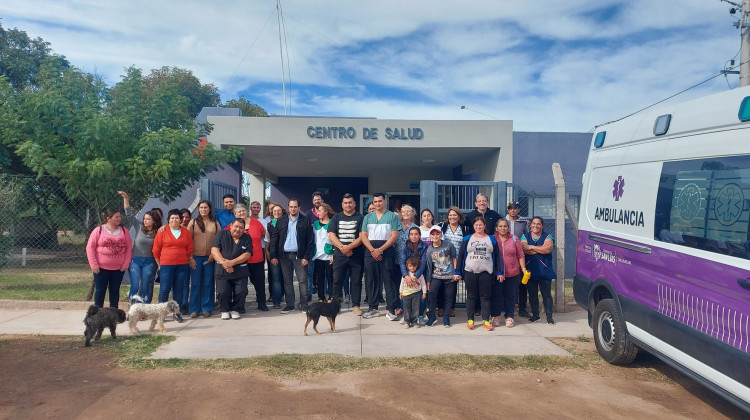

{"left": 239, "top": 145, "right": 499, "bottom": 180}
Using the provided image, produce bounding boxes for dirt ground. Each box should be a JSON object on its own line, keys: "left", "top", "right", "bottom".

{"left": 0, "top": 336, "right": 744, "bottom": 420}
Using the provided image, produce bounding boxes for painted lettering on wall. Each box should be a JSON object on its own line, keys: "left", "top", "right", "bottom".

{"left": 306, "top": 126, "right": 423, "bottom": 141}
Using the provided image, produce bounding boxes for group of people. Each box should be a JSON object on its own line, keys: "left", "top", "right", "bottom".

{"left": 85, "top": 190, "right": 557, "bottom": 329}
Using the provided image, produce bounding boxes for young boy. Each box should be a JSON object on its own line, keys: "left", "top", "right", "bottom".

{"left": 399, "top": 256, "right": 427, "bottom": 328}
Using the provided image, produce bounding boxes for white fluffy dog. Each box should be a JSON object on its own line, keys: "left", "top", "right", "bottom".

{"left": 128, "top": 295, "right": 181, "bottom": 334}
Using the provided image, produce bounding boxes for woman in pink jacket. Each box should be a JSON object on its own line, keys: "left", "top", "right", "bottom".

{"left": 491, "top": 218, "right": 526, "bottom": 328}
{"left": 86, "top": 208, "right": 133, "bottom": 308}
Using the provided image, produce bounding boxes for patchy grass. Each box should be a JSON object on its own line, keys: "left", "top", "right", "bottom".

{"left": 0, "top": 274, "right": 91, "bottom": 300}
{"left": 90, "top": 335, "right": 598, "bottom": 377}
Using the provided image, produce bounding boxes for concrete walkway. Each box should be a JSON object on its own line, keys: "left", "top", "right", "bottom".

{"left": 0, "top": 302, "right": 592, "bottom": 359}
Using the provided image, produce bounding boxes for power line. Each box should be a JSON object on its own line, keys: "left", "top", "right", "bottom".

{"left": 228, "top": 8, "right": 276, "bottom": 86}
{"left": 588, "top": 59, "right": 750, "bottom": 132}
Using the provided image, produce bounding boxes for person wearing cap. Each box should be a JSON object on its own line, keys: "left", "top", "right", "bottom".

{"left": 465, "top": 193, "right": 502, "bottom": 235}
{"left": 505, "top": 201, "right": 529, "bottom": 238}
{"left": 425, "top": 225, "right": 459, "bottom": 327}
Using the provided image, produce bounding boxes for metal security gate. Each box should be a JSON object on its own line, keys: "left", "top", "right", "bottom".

{"left": 201, "top": 179, "right": 238, "bottom": 211}
{"left": 419, "top": 181, "right": 510, "bottom": 306}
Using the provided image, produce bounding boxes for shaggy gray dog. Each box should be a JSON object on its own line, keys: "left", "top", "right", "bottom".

{"left": 84, "top": 305, "right": 127, "bottom": 347}
{"left": 128, "top": 295, "right": 181, "bottom": 334}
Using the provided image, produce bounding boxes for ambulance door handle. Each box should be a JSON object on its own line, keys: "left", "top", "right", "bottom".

{"left": 738, "top": 278, "right": 750, "bottom": 291}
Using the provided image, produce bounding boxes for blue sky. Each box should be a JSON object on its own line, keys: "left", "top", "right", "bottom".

{"left": 0, "top": 0, "right": 743, "bottom": 131}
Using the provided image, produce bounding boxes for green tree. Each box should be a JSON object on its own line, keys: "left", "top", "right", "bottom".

{"left": 222, "top": 97, "right": 268, "bottom": 117}
{"left": 1, "top": 45, "right": 241, "bottom": 225}
{"left": 142, "top": 66, "right": 221, "bottom": 120}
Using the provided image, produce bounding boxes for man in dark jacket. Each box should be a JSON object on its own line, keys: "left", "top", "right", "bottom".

{"left": 465, "top": 193, "right": 502, "bottom": 234}
{"left": 269, "top": 199, "right": 314, "bottom": 313}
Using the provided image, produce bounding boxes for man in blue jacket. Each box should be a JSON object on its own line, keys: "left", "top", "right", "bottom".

{"left": 269, "top": 199, "right": 314, "bottom": 313}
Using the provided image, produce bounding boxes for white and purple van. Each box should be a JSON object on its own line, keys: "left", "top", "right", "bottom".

{"left": 575, "top": 86, "right": 750, "bottom": 412}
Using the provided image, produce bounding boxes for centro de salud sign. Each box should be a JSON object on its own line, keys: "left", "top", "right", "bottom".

{"left": 306, "top": 126, "right": 424, "bottom": 140}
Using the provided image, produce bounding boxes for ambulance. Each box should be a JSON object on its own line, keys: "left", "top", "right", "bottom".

{"left": 575, "top": 86, "right": 750, "bottom": 412}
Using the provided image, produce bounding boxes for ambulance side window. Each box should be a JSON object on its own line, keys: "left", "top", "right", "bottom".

{"left": 654, "top": 155, "right": 750, "bottom": 260}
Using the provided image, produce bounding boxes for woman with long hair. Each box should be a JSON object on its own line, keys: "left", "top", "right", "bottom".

{"left": 521, "top": 216, "right": 556, "bottom": 324}
{"left": 399, "top": 226, "right": 428, "bottom": 325}
{"left": 492, "top": 219, "right": 527, "bottom": 328}
{"left": 86, "top": 207, "right": 132, "bottom": 308}
{"left": 441, "top": 206, "right": 467, "bottom": 317}
{"left": 180, "top": 208, "right": 191, "bottom": 228}
{"left": 118, "top": 191, "right": 160, "bottom": 303}
{"left": 456, "top": 217, "right": 503, "bottom": 331}
{"left": 264, "top": 203, "right": 286, "bottom": 309}
{"left": 187, "top": 200, "right": 220, "bottom": 318}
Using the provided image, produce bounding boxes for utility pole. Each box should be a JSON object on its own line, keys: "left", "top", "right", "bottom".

{"left": 276, "top": 0, "right": 287, "bottom": 115}
{"left": 722, "top": 0, "right": 750, "bottom": 86}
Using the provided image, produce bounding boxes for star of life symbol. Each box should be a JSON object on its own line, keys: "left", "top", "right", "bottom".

{"left": 612, "top": 176, "right": 625, "bottom": 201}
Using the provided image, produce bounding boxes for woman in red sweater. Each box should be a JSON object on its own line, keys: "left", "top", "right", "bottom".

{"left": 153, "top": 209, "right": 195, "bottom": 306}
{"left": 86, "top": 208, "right": 133, "bottom": 308}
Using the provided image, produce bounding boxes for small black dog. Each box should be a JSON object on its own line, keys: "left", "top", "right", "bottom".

{"left": 84, "top": 305, "right": 127, "bottom": 346}
{"left": 304, "top": 298, "right": 342, "bottom": 336}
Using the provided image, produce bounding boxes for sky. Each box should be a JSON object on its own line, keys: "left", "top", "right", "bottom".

{"left": 0, "top": 0, "right": 744, "bottom": 132}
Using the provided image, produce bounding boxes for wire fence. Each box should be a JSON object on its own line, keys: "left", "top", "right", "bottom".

{"left": 1, "top": 173, "right": 581, "bottom": 306}
{"left": 1, "top": 175, "right": 93, "bottom": 270}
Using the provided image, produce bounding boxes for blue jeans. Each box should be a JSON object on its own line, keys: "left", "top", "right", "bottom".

{"left": 269, "top": 261, "right": 283, "bottom": 305}
{"left": 128, "top": 256, "right": 156, "bottom": 303}
{"left": 189, "top": 256, "right": 216, "bottom": 314}
{"left": 94, "top": 268, "right": 125, "bottom": 308}
{"left": 158, "top": 264, "right": 189, "bottom": 304}
{"left": 307, "top": 263, "right": 315, "bottom": 295}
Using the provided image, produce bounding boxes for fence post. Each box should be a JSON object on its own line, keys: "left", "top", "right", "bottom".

{"left": 552, "top": 163, "right": 566, "bottom": 312}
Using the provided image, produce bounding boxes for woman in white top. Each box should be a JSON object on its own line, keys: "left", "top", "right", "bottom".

{"left": 418, "top": 208, "right": 440, "bottom": 246}
{"left": 312, "top": 203, "right": 335, "bottom": 301}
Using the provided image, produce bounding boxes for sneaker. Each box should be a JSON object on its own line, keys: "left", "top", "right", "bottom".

{"left": 280, "top": 306, "right": 295, "bottom": 314}
{"left": 491, "top": 316, "right": 500, "bottom": 327}
{"left": 386, "top": 312, "right": 399, "bottom": 321}
{"left": 547, "top": 316, "right": 555, "bottom": 325}
{"left": 220, "top": 312, "right": 230, "bottom": 320}
{"left": 189, "top": 312, "right": 198, "bottom": 319}
{"left": 417, "top": 316, "right": 425, "bottom": 326}
{"left": 529, "top": 315, "right": 540, "bottom": 322}
{"left": 484, "top": 320, "right": 494, "bottom": 331}
{"left": 400, "top": 317, "right": 407, "bottom": 324}
{"left": 173, "top": 313, "right": 184, "bottom": 323}
{"left": 426, "top": 317, "right": 436, "bottom": 327}
{"left": 444, "top": 323, "right": 452, "bottom": 328}
{"left": 352, "top": 306, "right": 363, "bottom": 316}
{"left": 273, "top": 304, "right": 281, "bottom": 310}
{"left": 344, "top": 295, "right": 351, "bottom": 304}
{"left": 230, "top": 311, "right": 240, "bottom": 319}
{"left": 258, "top": 305, "right": 269, "bottom": 312}
{"left": 467, "top": 319, "right": 475, "bottom": 330}
{"left": 518, "top": 310, "right": 532, "bottom": 319}
{"left": 403, "top": 323, "right": 411, "bottom": 329}
{"left": 203, "top": 312, "right": 212, "bottom": 318}
{"left": 362, "top": 309, "right": 381, "bottom": 319}
{"left": 505, "top": 317, "right": 515, "bottom": 328}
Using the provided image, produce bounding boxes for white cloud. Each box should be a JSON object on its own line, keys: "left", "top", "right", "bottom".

{"left": 0, "top": 0, "right": 744, "bottom": 132}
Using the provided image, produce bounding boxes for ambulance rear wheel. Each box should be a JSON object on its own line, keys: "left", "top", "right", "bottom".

{"left": 593, "top": 298, "right": 638, "bottom": 364}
